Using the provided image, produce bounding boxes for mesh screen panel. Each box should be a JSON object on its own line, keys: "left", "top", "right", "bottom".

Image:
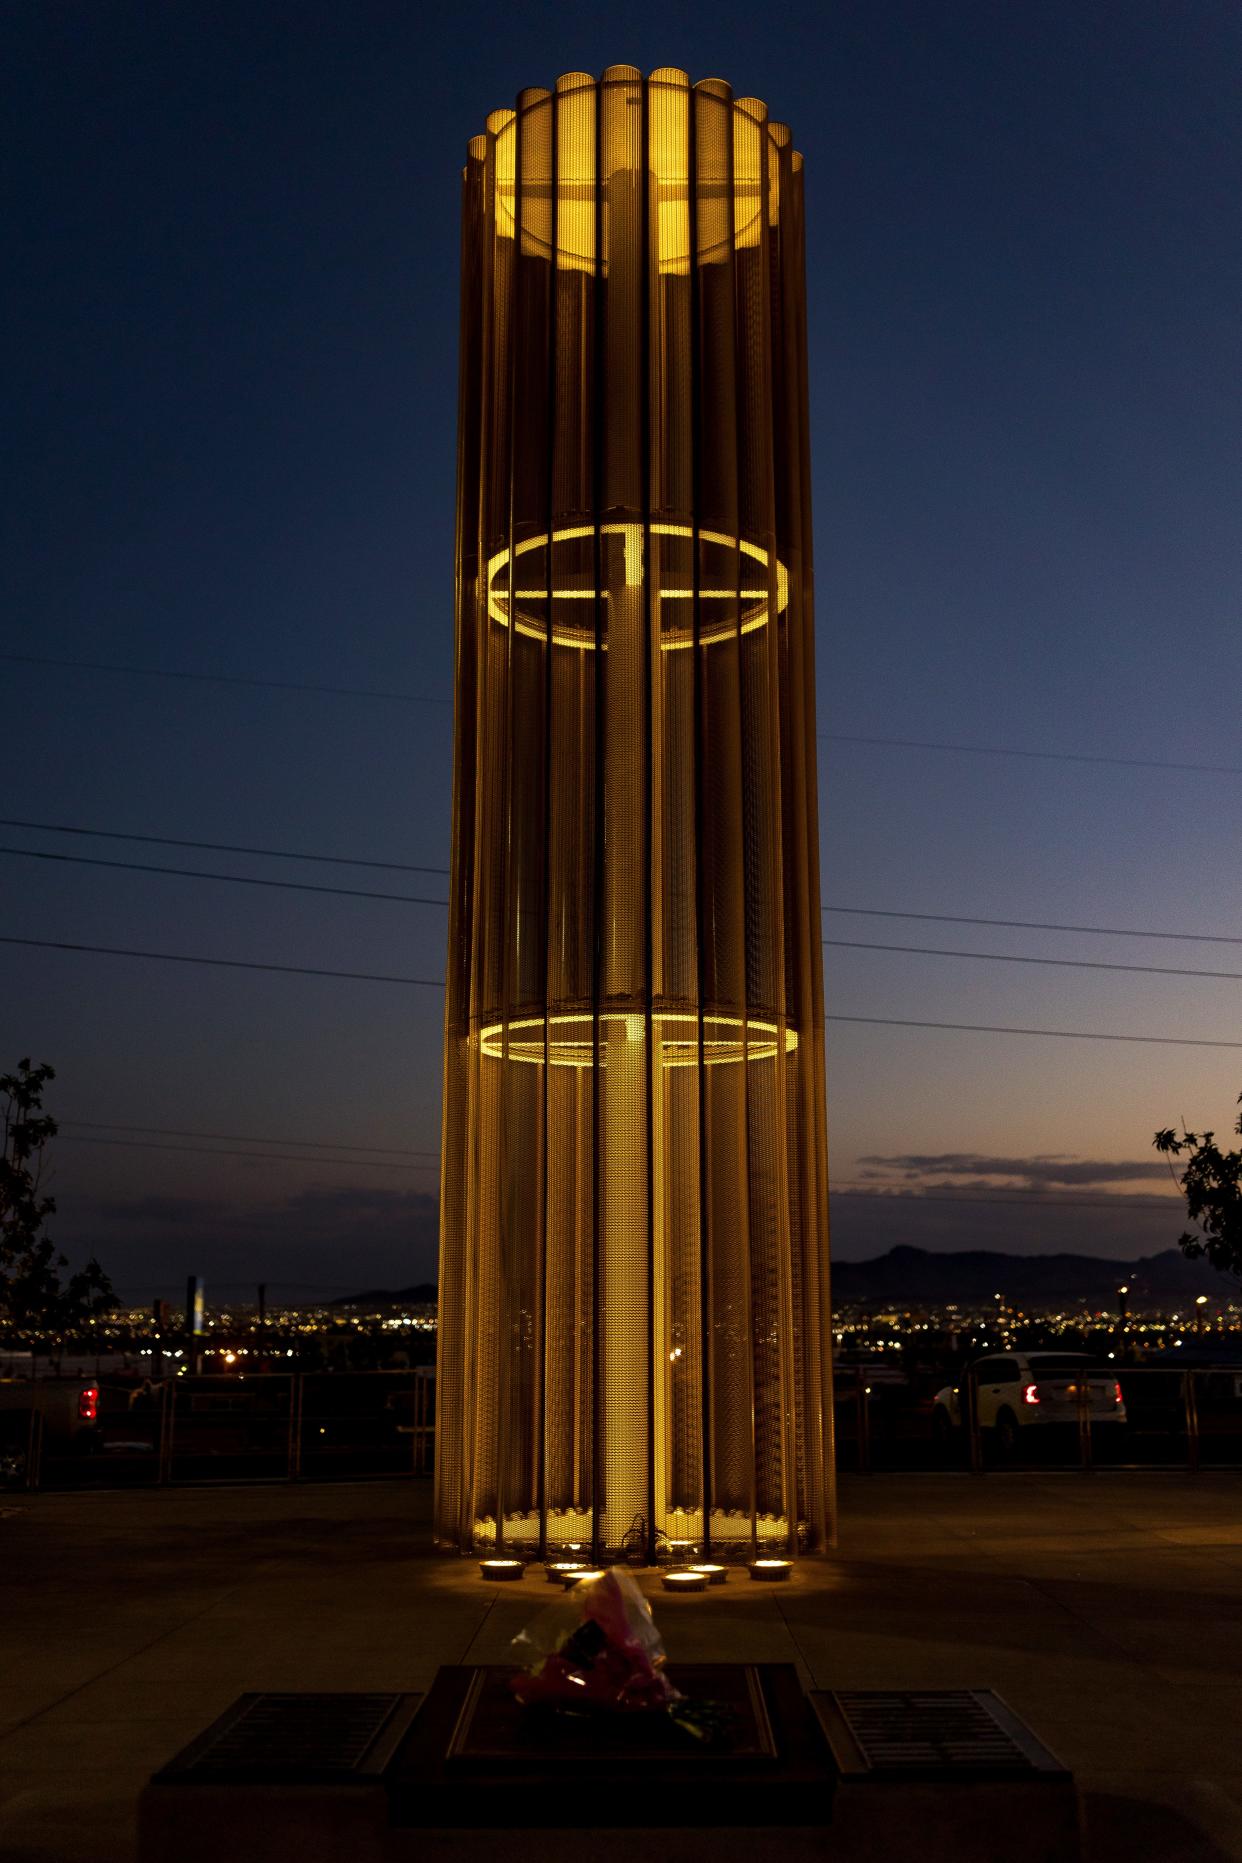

{"left": 437, "top": 69, "right": 834, "bottom": 1559}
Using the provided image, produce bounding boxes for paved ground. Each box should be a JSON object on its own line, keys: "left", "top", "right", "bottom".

{"left": 3, "top": 1472, "right": 1242, "bottom": 1860}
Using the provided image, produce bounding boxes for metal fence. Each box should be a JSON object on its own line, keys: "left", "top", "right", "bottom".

{"left": 12, "top": 1368, "right": 435, "bottom": 1492}
{"left": 833, "top": 1363, "right": 1242, "bottom": 1474}
{"left": 8, "top": 1361, "right": 1241, "bottom": 1490}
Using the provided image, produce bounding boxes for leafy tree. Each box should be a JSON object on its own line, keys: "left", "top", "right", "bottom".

{"left": 1154, "top": 1092, "right": 1242, "bottom": 1278}
{"left": 0, "top": 1058, "right": 115, "bottom": 1340}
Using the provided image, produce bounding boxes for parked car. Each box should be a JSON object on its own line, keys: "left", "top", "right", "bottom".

{"left": 0, "top": 1377, "right": 103, "bottom": 1485}
{"left": 932, "top": 1352, "right": 1126, "bottom": 1456}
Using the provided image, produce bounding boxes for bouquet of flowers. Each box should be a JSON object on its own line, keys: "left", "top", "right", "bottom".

{"left": 509, "top": 1568, "right": 679, "bottom": 1714}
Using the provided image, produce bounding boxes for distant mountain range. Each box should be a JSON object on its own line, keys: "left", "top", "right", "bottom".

{"left": 330, "top": 1282, "right": 438, "bottom": 1308}
{"left": 332, "top": 1249, "right": 1233, "bottom": 1309}
{"left": 831, "top": 1245, "right": 1232, "bottom": 1303}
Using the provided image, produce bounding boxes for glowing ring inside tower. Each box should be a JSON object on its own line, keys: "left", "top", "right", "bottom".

{"left": 478, "top": 1010, "right": 797, "bottom": 1067}
{"left": 486, "top": 522, "right": 789, "bottom": 651}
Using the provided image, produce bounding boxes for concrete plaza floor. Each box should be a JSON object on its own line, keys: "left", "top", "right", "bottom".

{"left": 3, "top": 1471, "right": 1242, "bottom": 1861}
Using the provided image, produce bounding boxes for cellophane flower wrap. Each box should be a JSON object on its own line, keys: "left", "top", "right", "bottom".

{"left": 509, "top": 1568, "right": 681, "bottom": 1714}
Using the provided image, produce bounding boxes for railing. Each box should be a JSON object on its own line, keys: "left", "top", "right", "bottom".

{"left": 15, "top": 1368, "right": 435, "bottom": 1492}
{"left": 833, "top": 1363, "right": 1242, "bottom": 1475}
{"left": 8, "top": 1361, "right": 1239, "bottom": 1490}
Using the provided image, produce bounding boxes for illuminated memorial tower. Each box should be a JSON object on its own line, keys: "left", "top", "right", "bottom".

{"left": 436, "top": 68, "right": 834, "bottom": 1559}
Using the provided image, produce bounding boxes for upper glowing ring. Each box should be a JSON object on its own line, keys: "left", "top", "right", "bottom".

{"left": 477, "top": 1010, "right": 797, "bottom": 1067}
{"left": 486, "top": 522, "right": 789, "bottom": 652}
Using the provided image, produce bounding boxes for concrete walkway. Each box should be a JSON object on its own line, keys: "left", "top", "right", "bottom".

{"left": 3, "top": 1473, "right": 1242, "bottom": 1861}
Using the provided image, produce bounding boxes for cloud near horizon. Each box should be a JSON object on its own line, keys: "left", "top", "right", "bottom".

{"left": 855, "top": 1153, "right": 1174, "bottom": 1191}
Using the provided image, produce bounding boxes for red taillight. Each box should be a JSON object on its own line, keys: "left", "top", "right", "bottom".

{"left": 78, "top": 1386, "right": 98, "bottom": 1422}
{"left": 1113, "top": 1381, "right": 1123, "bottom": 1405}
{"left": 1023, "top": 1383, "right": 1041, "bottom": 1406}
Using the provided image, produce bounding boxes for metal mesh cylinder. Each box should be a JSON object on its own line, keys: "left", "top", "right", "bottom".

{"left": 436, "top": 68, "right": 834, "bottom": 1559}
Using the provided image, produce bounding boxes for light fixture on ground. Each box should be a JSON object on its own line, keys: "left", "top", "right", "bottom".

{"left": 561, "top": 1568, "right": 607, "bottom": 1590}
{"left": 747, "top": 1559, "right": 793, "bottom": 1582}
{"left": 545, "top": 1561, "right": 590, "bottom": 1583}
{"left": 479, "top": 1559, "right": 524, "bottom": 1581}
{"left": 435, "top": 66, "right": 835, "bottom": 1566}
{"left": 691, "top": 1563, "right": 728, "bottom": 1585}
{"left": 662, "top": 1570, "right": 708, "bottom": 1592}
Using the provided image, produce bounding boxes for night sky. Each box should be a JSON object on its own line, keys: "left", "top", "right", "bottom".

{"left": 4, "top": 1, "right": 1240, "bottom": 1299}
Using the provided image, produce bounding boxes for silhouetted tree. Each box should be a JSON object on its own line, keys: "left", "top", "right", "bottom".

{"left": 0, "top": 1059, "right": 115, "bottom": 1340}
{"left": 1154, "top": 1092, "right": 1242, "bottom": 1278}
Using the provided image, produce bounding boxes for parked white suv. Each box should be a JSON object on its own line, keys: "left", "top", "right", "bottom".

{"left": 933, "top": 1352, "right": 1126, "bottom": 1456}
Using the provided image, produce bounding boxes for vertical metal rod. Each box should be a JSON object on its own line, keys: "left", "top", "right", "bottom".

{"left": 1077, "top": 1376, "right": 1093, "bottom": 1473}
{"left": 161, "top": 1379, "right": 177, "bottom": 1486}
{"left": 156, "top": 1380, "right": 170, "bottom": 1486}
{"left": 966, "top": 1370, "right": 984, "bottom": 1475}
{"left": 588, "top": 71, "right": 605, "bottom": 1569}
{"left": 1184, "top": 1369, "right": 1201, "bottom": 1473}
{"left": 855, "top": 1370, "right": 870, "bottom": 1474}
{"left": 289, "top": 1373, "right": 304, "bottom": 1482}
{"left": 25, "top": 1405, "right": 42, "bottom": 1492}
{"left": 640, "top": 73, "right": 658, "bottom": 1570}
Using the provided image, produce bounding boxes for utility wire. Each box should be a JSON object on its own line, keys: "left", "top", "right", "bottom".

{"left": 0, "top": 816, "right": 449, "bottom": 876}
{"left": 59, "top": 1134, "right": 436, "bottom": 1169}
{"left": 61, "top": 1119, "right": 438, "bottom": 1158}
{"left": 0, "top": 935, "right": 443, "bottom": 987}
{"left": 6, "top": 932, "right": 1242, "bottom": 1048}
{"left": 823, "top": 937, "right": 1242, "bottom": 983}
{"left": 0, "top": 844, "right": 447, "bottom": 906}
{"left": 7, "top": 818, "right": 1241, "bottom": 949}
{"left": 825, "top": 905, "right": 1242, "bottom": 948}
{"left": 829, "top": 1014, "right": 1242, "bottom": 1049}
{"left": 6, "top": 652, "right": 1239, "bottom": 779}
{"left": 8, "top": 844, "right": 1242, "bottom": 970}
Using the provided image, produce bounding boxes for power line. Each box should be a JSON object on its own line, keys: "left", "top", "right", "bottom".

{"left": 825, "top": 905, "right": 1242, "bottom": 947}
{"left": 830, "top": 1014, "right": 1242, "bottom": 1049}
{"left": 61, "top": 1119, "right": 439, "bottom": 1158}
{"left": 7, "top": 931, "right": 1242, "bottom": 1047}
{"left": 0, "top": 817, "right": 449, "bottom": 876}
{"left": 7, "top": 815, "right": 1241, "bottom": 950}
{"left": 7, "top": 650, "right": 1239, "bottom": 779}
{"left": 823, "top": 936, "right": 1242, "bottom": 984}
{"left": 0, "top": 935, "right": 443, "bottom": 987}
{"left": 59, "top": 1134, "right": 437, "bottom": 1169}
{"left": 0, "top": 844, "right": 447, "bottom": 906}
{"left": 0, "top": 651, "right": 451, "bottom": 708}
{"left": 9, "top": 838, "right": 1241, "bottom": 962}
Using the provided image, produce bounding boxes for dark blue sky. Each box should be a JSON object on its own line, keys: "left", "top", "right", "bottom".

{"left": 4, "top": 1, "right": 1240, "bottom": 1297}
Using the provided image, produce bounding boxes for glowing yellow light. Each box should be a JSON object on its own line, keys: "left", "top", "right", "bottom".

{"left": 561, "top": 1568, "right": 606, "bottom": 1589}
{"left": 485, "top": 522, "right": 789, "bottom": 650}
{"left": 748, "top": 1558, "right": 793, "bottom": 1581}
{"left": 546, "top": 1561, "right": 590, "bottom": 1583}
{"left": 478, "top": 1010, "right": 797, "bottom": 1068}
{"left": 479, "top": 1559, "right": 524, "bottom": 1581}
{"left": 486, "top": 75, "right": 775, "bottom": 275}
{"left": 662, "top": 1570, "right": 707, "bottom": 1591}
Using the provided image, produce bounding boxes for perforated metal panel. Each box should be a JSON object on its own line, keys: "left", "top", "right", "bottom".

{"left": 154, "top": 1693, "right": 421, "bottom": 1783}
{"left": 436, "top": 69, "right": 834, "bottom": 1561}
{"left": 820, "top": 1690, "right": 1070, "bottom": 1780}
